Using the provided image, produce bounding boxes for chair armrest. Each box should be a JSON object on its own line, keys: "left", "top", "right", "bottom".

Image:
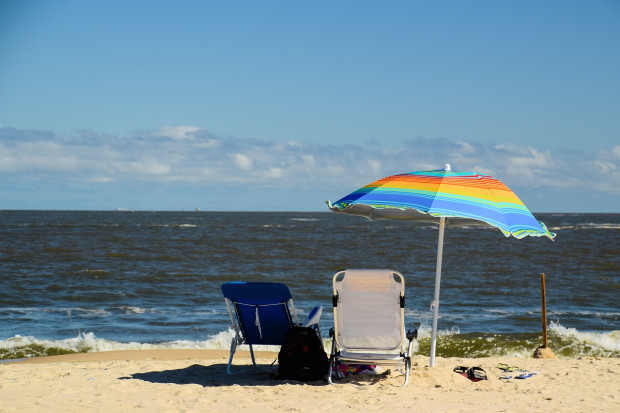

{"left": 406, "top": 328, "right": 418, "bottom": 342}
{"left": 301, "top": 306, "right": 322, "bottom": 327}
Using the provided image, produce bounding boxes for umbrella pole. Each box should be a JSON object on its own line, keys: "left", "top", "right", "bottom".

{"left": 430, "top": 217, "right": 446, "bottom": 367}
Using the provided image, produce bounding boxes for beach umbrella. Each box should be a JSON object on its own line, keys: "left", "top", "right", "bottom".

{"left": 327, "top": 164, "right": 555, "bottom": 366}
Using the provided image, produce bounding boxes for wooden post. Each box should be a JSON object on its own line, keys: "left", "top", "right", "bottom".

{"left": 541, "top": 273, "right": 548, "bottom": 348}
{"left": 534, "top": 273, "right": 556, "bottom": 358}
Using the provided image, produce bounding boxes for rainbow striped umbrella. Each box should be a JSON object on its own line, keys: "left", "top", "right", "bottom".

{"left": 327, "top": 165, "right": 555, "bottom": 366}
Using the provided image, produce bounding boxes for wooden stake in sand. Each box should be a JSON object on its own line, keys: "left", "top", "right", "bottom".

{"left": 541, "top": 272, "right": 548, "bottom": 348}
{"left": 534, "top": 273, "right": 557, "bottom": 358}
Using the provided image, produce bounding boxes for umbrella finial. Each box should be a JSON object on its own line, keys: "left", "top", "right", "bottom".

{"left": 444, "top": 163, "right": 451, "bottom": 171}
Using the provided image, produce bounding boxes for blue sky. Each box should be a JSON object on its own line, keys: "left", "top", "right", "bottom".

{"left": 1, "top": 0, "right": 618, "bottom": 212}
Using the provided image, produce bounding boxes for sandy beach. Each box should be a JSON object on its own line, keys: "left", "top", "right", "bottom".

{"left": 1, "top": 350, "right": 618, "bottom": 412}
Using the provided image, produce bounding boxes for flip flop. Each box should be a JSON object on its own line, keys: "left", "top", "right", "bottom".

{"left": 498, "top": 363, "right": 520, "bottom": 372}
{"left": 467, "top": 367, "right": 487, "bottom": 382}
{"left": 515, "top": 371, "right": 538, "bottom": 379}
{"left": 453, "top": 366, "right": 468, "bottom": 378}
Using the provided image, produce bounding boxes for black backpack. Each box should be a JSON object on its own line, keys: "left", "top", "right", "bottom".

{"left": 277, "top": 326, "right": 329, "bottom": 382}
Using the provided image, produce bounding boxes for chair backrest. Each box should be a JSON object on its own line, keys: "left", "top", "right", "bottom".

{"left": 222, "top": 282, "right": 296, "bottom": 345}
{"left": 332, "top": 269, "right": 405, "bottom": 351}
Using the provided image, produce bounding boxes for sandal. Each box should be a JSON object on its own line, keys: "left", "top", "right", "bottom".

{"left": 498, "top": 363, "right": 520, "bottom": 372}
{"left": 515, "top": 371, "right": 538, "bottom": 379}
{"left": 467, "top": 367, "right": 487, "bottom": 382}
{"left": 453, "top": 366, "right": 468, "bottom": 378}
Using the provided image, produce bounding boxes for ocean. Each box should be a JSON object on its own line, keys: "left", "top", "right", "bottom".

{"left": 1, "top": 210, "right": 618, "bottom": 360}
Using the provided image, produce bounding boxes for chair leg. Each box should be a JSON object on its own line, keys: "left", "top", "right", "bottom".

{"left": 327, "top": 355, "right": 334, "bottom": 384}
{"left": 327, "top": 338, "right": 337, "bottom": 384}
{"left": 249, "top": 344, "right": 257, "bottom": 367}
{"left": 227, "top": 337, "right": 237, "bottom": 375}
{"left": 401, "top": 358, "right": 411, "bottom": 387}
{"left": 401, "top": 328, "right": 417, "bottom": 386}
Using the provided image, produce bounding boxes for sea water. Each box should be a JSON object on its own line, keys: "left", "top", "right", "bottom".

{"left": 1, "top": 210, "right": 618, "bottom": 360}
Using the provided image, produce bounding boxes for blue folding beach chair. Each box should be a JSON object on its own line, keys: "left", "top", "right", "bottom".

{"left": 221, "top": 282, "right": 322, "bottom": 374}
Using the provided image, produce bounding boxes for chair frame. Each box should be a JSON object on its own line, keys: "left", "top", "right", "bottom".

{"left": 327, "top": 269, "right": 417, "bottom": 386}
{"left": 222, "top": 282, "right": 321, "bottom": 374}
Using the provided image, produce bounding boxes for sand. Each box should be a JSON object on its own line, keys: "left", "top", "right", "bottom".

{"left": 1, "top": 350, "right": 618, "bottom": 412}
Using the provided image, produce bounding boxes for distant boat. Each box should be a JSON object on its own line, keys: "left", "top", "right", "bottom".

{"left": 116, "top": 208, "right": 135, "bottom": 212}
{"left": 195, "top": 206, "right": 201, "bottom": 212}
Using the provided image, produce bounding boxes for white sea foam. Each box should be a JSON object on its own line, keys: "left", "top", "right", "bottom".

{"left": 76, "top": 308, "right": 113, "bottom": 317}
{"left": 549, "top": 223, "right": 620, "bottom": 231}
{"left": 549, "top": 321, "right": 620, "bottom": 355}
{"left": 580, "top": 223, "right": 620, "bottom": 230}
{"left": 0, "top": 330, "right": 280, "bottom": 357}
{"left": 119, "top": 306, "right": 148, "bottom": 314}
{"left": 2, "top": 322, "right": 619, "bottom": 361}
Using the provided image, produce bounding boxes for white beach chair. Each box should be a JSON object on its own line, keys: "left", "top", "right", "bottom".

{"left": 328, "top": 269, "right": 417, "bottom": 386}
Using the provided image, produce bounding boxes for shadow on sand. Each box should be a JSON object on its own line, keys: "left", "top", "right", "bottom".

{"left": 119, "top": 363, "right": 327, "bottom": 387}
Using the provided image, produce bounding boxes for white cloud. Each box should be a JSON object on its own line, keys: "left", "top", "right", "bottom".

{"left": 368, "top": 160, "right": 381, "bottom": 176}
{"left": 132, "top": 125, "right": 200, "bottom": 140}
{"left": 1, "top": 126, "right": 618, "bottom": 210}
{"left": 130, "top": 159, "right": 172, "bottom": 176}
{"left": 87, "top": 176, "right": 114, "bottom": 183}
{"left": 266, "top": 167, "right": 283, "bottom": 179}
{"left": 233, "top": 153, "right": 253, "bottom": 170}
{"left": 301, "top": 154, "right": 315, "bottom": 168}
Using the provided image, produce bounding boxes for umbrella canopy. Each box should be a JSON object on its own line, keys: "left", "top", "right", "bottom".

{"left": 327, "top": 165, "right": 555, "bottom": 366}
